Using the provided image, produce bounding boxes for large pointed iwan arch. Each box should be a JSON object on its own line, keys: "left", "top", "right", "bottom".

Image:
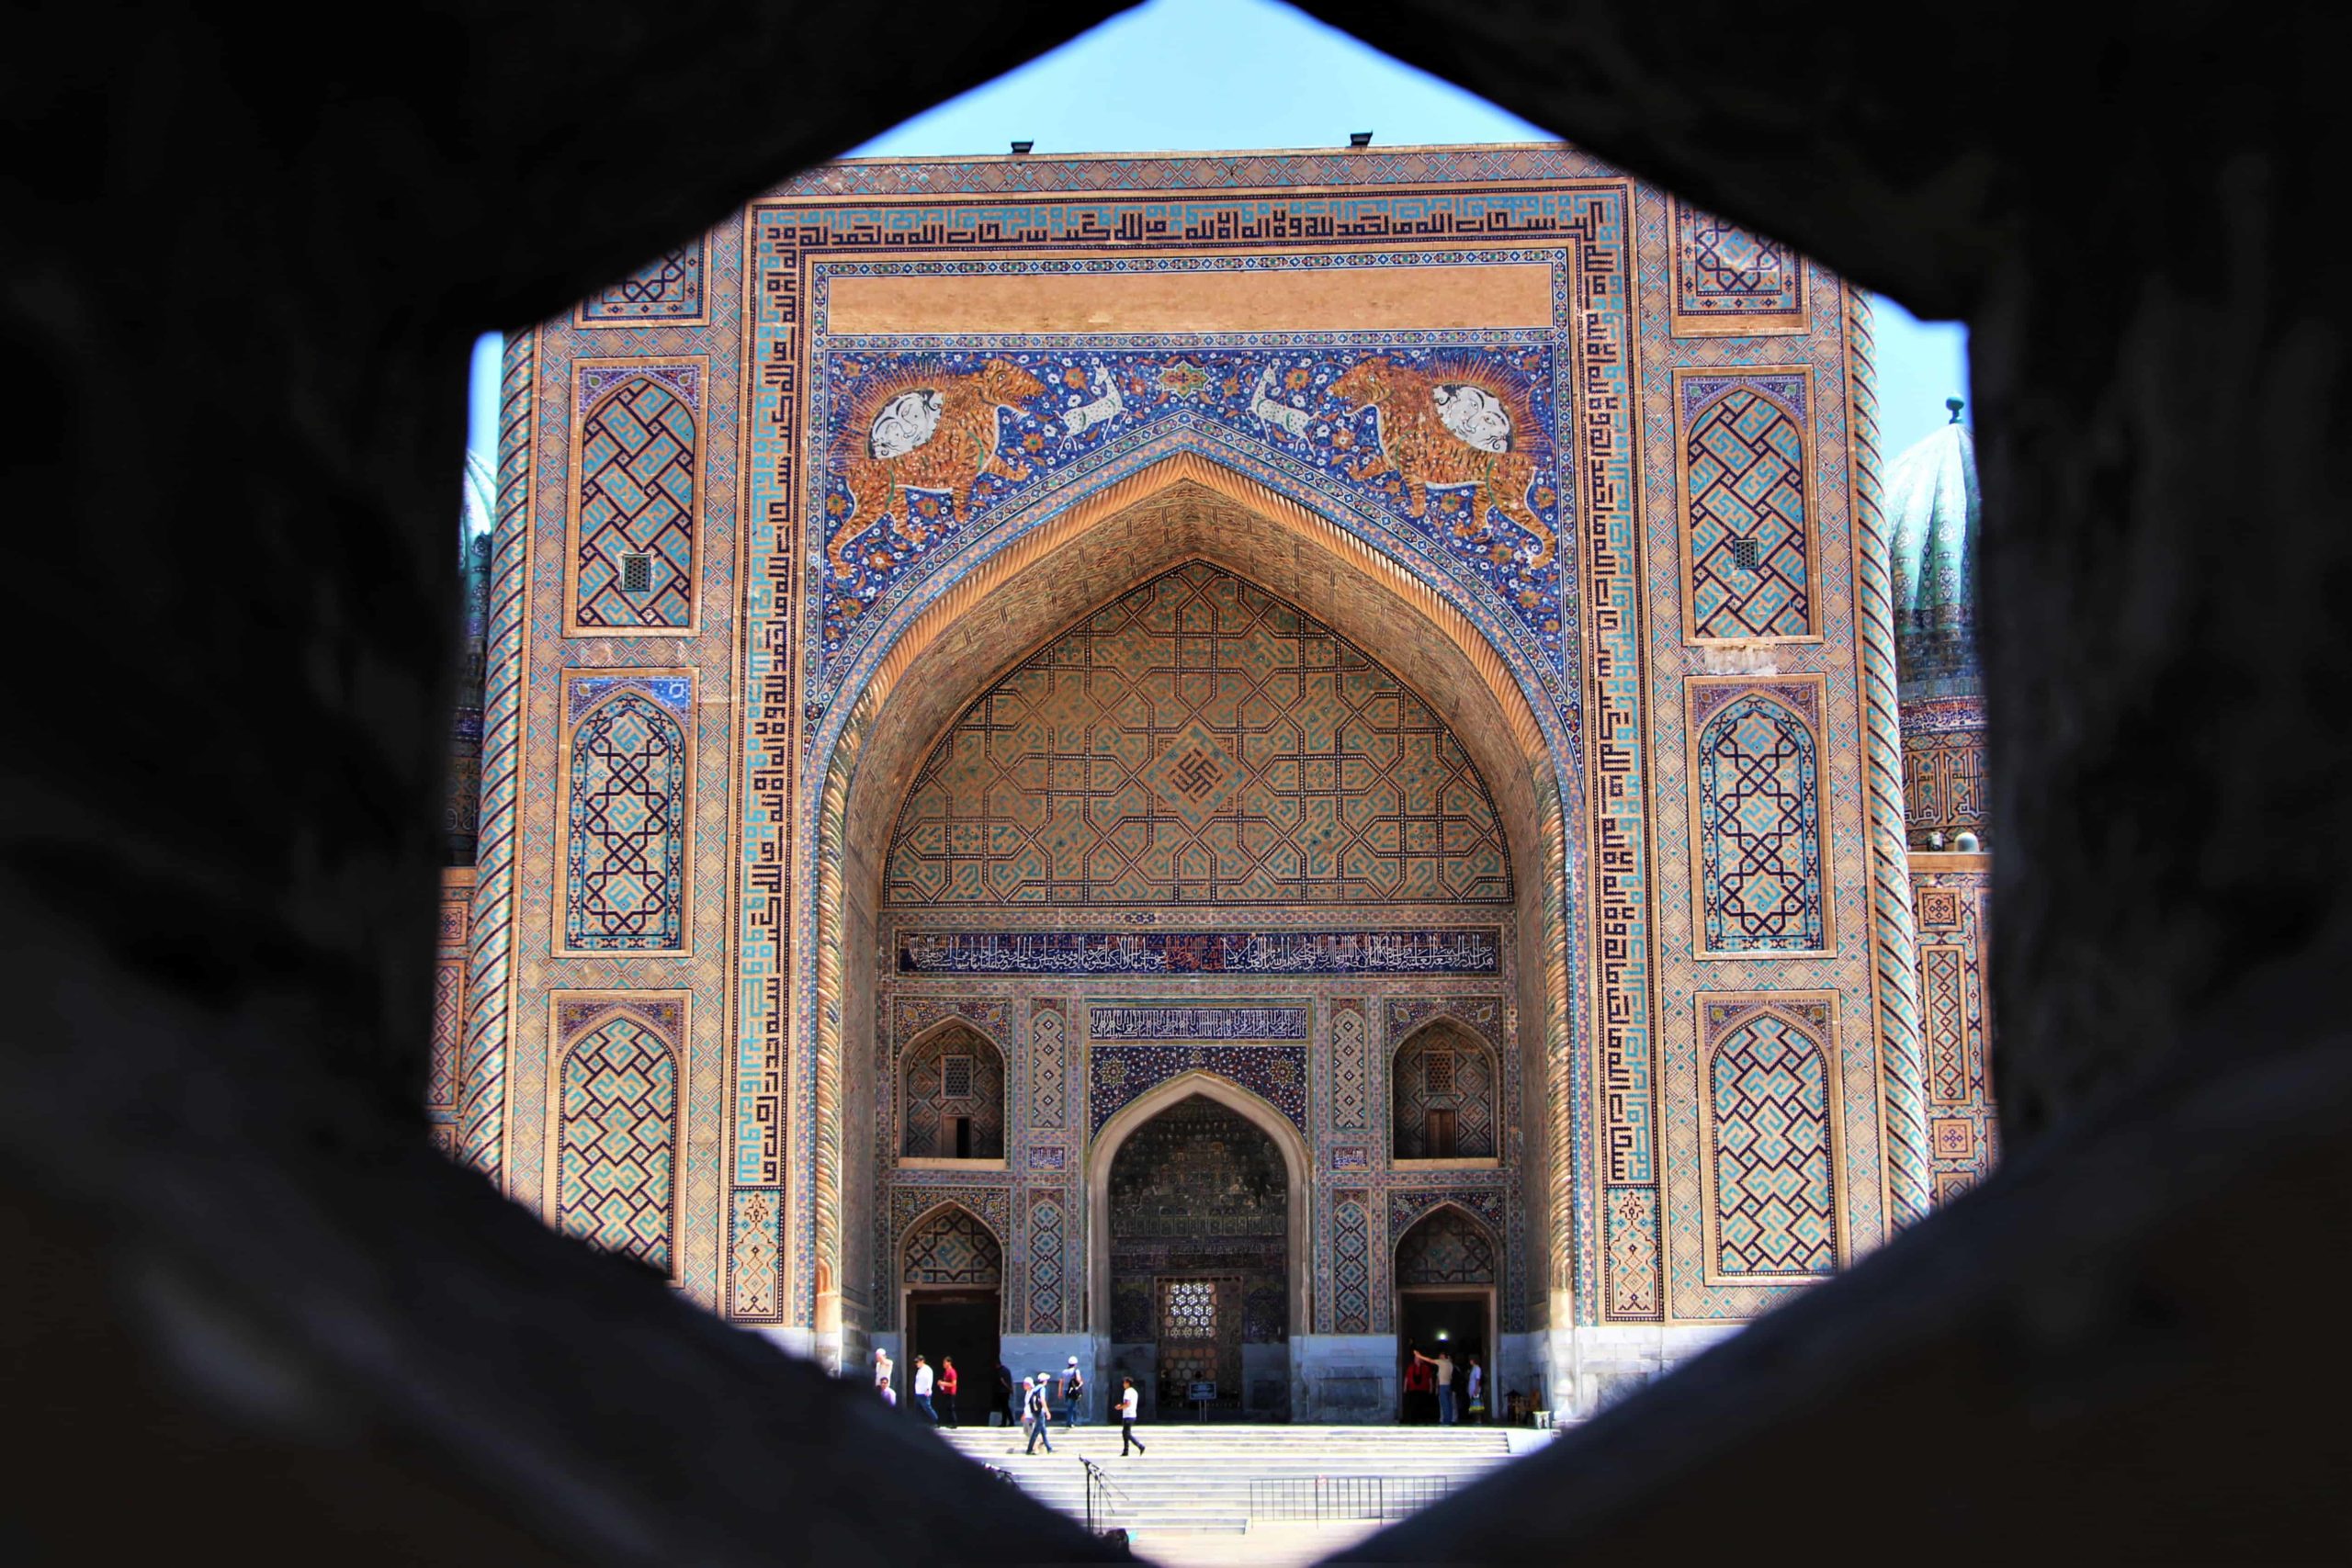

{"left": 799, "top": 452, "right": 1577, "bottom": 1354}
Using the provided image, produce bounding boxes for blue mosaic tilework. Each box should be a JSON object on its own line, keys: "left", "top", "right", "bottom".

{"left": 813, "top": 341, "right": 1566, "bottom": 678}
{"left": 896, "top": 929, "right": 1501, "bottom": 976}
{"left": 1089, "top": 1044, "right": 1309, "bottom": 1138}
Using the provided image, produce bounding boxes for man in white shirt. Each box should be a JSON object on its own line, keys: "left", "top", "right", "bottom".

{"left": 1118, "top": 1376, "right": 1147, "bottom": 1456}
{"left": 1412, "top": 1347, "right": 1459, "bottom": 1425}
{"left": 911, "top": 1354, "right": 937, "bottom": 1425}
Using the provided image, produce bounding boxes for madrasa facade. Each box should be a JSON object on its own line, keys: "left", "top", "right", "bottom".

{"left": 429, "top": 143, "right": 1994, "bottom": 1421}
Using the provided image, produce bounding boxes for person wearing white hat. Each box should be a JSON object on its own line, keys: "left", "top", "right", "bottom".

{"left": 1022, "top": 1374, "right": 1054, "bottom": 1453}
{"left": 1060, "top": 1356, "right": 1088, "bottom": 1428}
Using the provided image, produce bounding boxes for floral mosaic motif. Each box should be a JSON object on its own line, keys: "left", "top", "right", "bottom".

{"left": 1391, "top": 1021, "right": 1498, "bottom": 1158}
{"left": 729, "top": 1188, "right": 780, "bottom": 1317}
{"left": 1396, "top": 1205, "right": 1498, "bottom": 1287}
{"left": 554, "top": 1012, "right": 676, "bottom": 1272}
{"left": 1695, "top": 691, "right": 1824, "bottom": 952}
{"left": 899, "top": 1022, "right": 1005, "bottom": 1158}
{"left": 1604, "top": 1185, "right": 1661, "bottom": 1318}
{"left": 1090, "top": 1046, "right": 1308, "bottom": 1137}
{"left": 565, "top": 691, "right": 688, "bottom": 950}
{"left": 904, "top": 1204, "right": 1003, "bottom": 1287}
{"left": 579, "top": 240, "right": 704, "bottom": 322}
{"left": 882, "top": 563, "right": 1512, "bottom": 907}
{"left": 1330, "top": 1195, "right": 1374, "bottom": 1332}
{"left": 817, "top": 347, "right": 1566, "bottom": 671}
{"left": 574, "top": 375, "right": 697, "bottom": 628}
{"left": 1708, "top": 1010, "right": 1836, "bottom": 1277}
{"left": 1685, "top": 386, "right": 1810, "bottom": 639}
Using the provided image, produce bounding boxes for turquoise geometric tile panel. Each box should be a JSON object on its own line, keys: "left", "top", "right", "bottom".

{"left": 556, "top": 1010, "right": 678, "bottom": 1272}
{"left": 573, "top": 367, "right": 698, "bottom": 630}
{"left": 1683, "top": 378, "right": 1811, "bottom": 639}
{"left": 565, "top": 684, "right": 689, "bottom": 951}
{"left": 1706, "top": 1006, "right": 1835, "bottom": 1278}
{"left": 1694, "top": 683, "right": 1826, "bottom": 953}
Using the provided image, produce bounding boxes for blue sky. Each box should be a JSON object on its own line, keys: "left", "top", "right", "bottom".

{"left": 469, "top": 0, "right": 1966, "bottom": 474}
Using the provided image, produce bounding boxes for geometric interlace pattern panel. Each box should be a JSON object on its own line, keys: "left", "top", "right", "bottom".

{"left": 884, "top": 562, "right": 1511, "bottom": 906}
{"left": 1390, "top": 1029, "right": 1498, "bottom": 1158}
{"left": 903, "top": 1205, "right": 1004, "bottom": 1287}
{"left": 1696, "top": 694, "right": 1824, "bottom": 951}
{"left": 565, "top": 692, "right": 687, "bottom": 950}
{"left": 1394, "top": 1205, "right": 1498, "bottom": 1286}
{"left": 1710, "top": 1012, "right": 1835, "bottom": 1276}
{"left": 575, "top": 378, "right": 695, "bottom": 628}
{"left": 556, "top": 1014, "right": 677, "bottom": 1272}
{"left": 1687, "top": 389, "right": 1809, "bottom": 637}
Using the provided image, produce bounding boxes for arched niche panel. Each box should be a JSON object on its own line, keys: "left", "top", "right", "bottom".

{"left": 1691, "top": 680, "right": 1826, "bottom": 954}
{"left": 899, "top": 1021, "right": 1006, "bottom": 1159}
{"left": 1395, "top": 1204, "right": 1498, "bottom": 1287}
{"left": 553, "top": 1006, "right": 679, "bottom": 1275}
{"left": 1391, "top": 1019, "right": 1499, "bottom": 1159}
{"left": 562, "top": 682, "right": 690, "bottom": 953}
{"left": 571, "top": 368, "right": 700, "bottom": 632}
{"left": 901, "top": 1203, "right": 1003, "bottom": 1289}
{"left": 1703, "top": 1002, "right": 1838, "bottom": 1280}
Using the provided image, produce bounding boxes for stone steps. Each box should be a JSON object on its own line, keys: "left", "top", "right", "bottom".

{"left": 932, "top": 1426, "right": 1519, "bottom": 1536}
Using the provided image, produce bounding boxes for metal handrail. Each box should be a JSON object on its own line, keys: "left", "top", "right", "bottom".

{"left": 1076, "top": 1456, "right": 1133, "bottom": 1534}
{"left": 1248, "top": 1474, "right": 1453, "bottom": 1522}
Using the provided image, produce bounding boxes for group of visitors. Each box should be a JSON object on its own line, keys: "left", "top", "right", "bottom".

{"left": 868, "top": 1351, "right": 1146, "bottom": 1456}
{"left": 867, "top": 1348, "right": 961, "bottom": 1426}
{"left": 1402, "top": 1344, "right": 1485, "bottom": 1425}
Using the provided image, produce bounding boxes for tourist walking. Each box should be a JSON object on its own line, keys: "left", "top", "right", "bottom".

{"left": 1118, "top": 1376, "right": 1147, "bottom": 1456}
{"left": 873, "top": 1348, "right": 896, "bottom": 1408}
{"left": 995, "top": 1362, "right": 1015, "bottom": 1427}
{"left": 1464, "top": 1356, "right": 1485, "bottom": 1424}
{"left": 1412, "top": 1346, "right": 1458, "bottom": 1425}
{"left": 1061, "top": 1356, "right": 1087, "bottom": 1427}
{"left": 911, "top": 1354, "right": 938, "bottom": 1425}
{"left": 939, "top": 1356, "right": 960, "bottom": 1427}
{"left": 1023, "top": 1374, "right": 1055, "bottom": 1454}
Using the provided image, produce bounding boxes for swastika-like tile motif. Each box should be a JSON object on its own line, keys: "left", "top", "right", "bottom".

{"left": 578, "top": 238, "right": 707, "bottom": 323}
{"left": 573, "top": 371, "right": 698, "bottom": 629}
{"left": 555, "top": 1011, "right": 677, "bottom": 1272}
{"left": 565, "top": 688, "right": 689, "bottom": 951}
{"left": 883, "top": 563, "right": 1511, "bottom": 907}
{"left": 1706, "top": 1007, "right": 1835, "bottom": 1278}
{"left": 1693, "top": 685, "right": 1825, "bottom": 953}
{"left": 1670, "top": 200, "right": 1806, "bottom": 333}
{"left": 1683, "top": 380, "right": 1811, "bottom": 639}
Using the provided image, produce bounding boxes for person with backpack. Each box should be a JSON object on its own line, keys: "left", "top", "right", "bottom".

{"left": 1118, "top": 1376, "right": 1146, "bottom": 1457}
{"left": 1061, "top": 1356, "right": 1087, "bottom": 1428}
{"left": 1023, "top": 1372, "right": 1055, "bottom": 1454}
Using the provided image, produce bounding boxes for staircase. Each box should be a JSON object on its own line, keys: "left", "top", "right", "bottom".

{"left": 933, "top": 1422, "right": 1518, "bottom": 1538}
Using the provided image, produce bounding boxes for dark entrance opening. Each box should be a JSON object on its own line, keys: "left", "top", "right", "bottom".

{"left": 1107, "top": 1094, "right": 1289, "bottom": 1421}
{"left": 1398, "top": 1292, "right": 1487, "bottom": 1424}
{"left": 905, "top": 1290, "right": 1000, "bottom": 1427}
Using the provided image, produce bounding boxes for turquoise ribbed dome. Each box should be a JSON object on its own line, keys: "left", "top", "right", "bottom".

{"left": 1885, "top": 403, "right": 1980, "bottom": 702}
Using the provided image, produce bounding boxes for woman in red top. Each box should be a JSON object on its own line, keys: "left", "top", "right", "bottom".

{"left": 938, "top": 1356, "right": 960, "bottom": 1427}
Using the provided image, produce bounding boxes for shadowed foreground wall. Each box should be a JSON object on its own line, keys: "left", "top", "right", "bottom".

{"left": 4, "top": 0, "right": 2347, "bottom": 1562}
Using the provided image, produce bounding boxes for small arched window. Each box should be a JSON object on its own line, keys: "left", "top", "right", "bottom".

{"left": 901, "top": 1022, "right": 1006, "bottom": 1159}
{"left": 1391, "top": 1021, "right": 1498, "bottom": 1159}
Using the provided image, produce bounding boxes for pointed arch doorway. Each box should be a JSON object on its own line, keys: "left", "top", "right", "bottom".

{"left": 1090, "top": 1072, "right": 1310, "bottom": 1422}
